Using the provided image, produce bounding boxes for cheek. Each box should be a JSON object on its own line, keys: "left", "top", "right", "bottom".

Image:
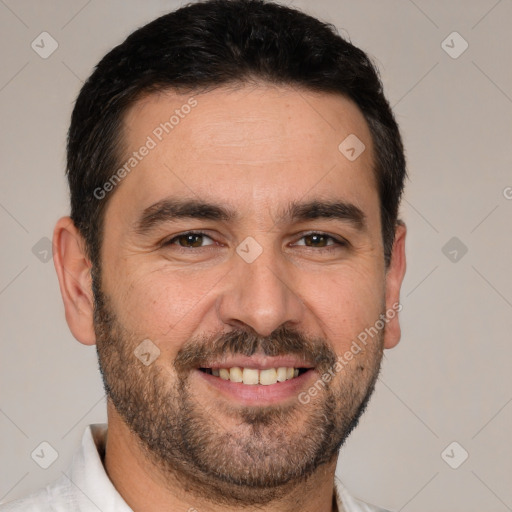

{"left": 303, "top": 265, "right": 384, "bottom": 347}
{"left": 111, "top": 264, "right": 226, "bottom": 341}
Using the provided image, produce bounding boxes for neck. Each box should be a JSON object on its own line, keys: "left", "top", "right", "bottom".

{"left": 103, "top": 405, "right": 339, "bottom": 512}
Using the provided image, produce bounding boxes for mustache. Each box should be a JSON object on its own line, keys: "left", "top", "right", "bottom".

{"left": 173, "top": 324, "right": 337, "bottom": 375}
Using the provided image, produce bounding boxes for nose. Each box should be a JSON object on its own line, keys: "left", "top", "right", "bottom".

{"left": 216, "top": 246, "right": 305, "bottom": 337}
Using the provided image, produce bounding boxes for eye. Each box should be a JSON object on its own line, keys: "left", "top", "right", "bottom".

{"left": 293, "top": 232, "right": 347, "bottom": 250}
{"left": 161, "top": 231, "right": 346, "bottom": 252}
{"left": 164, "top": 231, "right": 215, "bottom": 248}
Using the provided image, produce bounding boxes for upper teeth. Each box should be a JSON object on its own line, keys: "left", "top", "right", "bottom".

{"left": 211, "top": 367, "right": 300, "bottom": 385}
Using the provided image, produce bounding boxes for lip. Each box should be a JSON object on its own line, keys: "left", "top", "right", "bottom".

{"left": 198, "top": 354, "right": 315, "bottom": 371}
{"left": 193, "top": 367, "right": 318, "bottom": 406}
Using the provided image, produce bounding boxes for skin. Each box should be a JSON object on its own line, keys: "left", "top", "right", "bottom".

{"left": 53, "top": 83, "right": 407, "bottom": 512}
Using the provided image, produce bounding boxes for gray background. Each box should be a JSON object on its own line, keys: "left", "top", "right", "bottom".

{"left": 1, "top": 1, "right": 511, "bottom": 511}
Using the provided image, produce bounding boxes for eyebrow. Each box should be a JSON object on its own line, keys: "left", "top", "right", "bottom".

{"left": 278, "top": 199, "right": 367, "bottom": 231}
{"left": 135, "top": 198, "right": 367, "bottom": 234}
{"left": 135, "top": 199, "right": 236, "bottom": 234}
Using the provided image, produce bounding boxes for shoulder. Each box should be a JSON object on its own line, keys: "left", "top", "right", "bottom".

{"left": 0, "top": 470, "right": 76, "bottom": 511}
{"left": 0, "top": 458, "right": 80, "bottom": 512}
{"left": 0, "top": 487, "right": 51, "bottom": 511}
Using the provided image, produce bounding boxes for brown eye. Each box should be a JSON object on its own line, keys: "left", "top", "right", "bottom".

{"left": 295, "top": 233, "right": 345, "bottom": 249}
{"left": 303, "top": 233, "right": 331, "bottom": 247}
{"left": 166, "top": 232, "right": 214, "bottom": 248}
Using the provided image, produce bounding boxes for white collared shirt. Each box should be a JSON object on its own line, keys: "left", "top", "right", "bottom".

{"left": 0, "top": 424, "right": 389, "bottom": 512}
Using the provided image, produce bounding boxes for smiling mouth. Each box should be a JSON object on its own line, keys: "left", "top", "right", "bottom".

{"left": 198, "top": 367, "right": 311, "bottom": 385}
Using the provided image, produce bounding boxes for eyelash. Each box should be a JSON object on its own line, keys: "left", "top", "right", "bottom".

{"left": 162, "top": 230, "right": 348, "bottom": 252}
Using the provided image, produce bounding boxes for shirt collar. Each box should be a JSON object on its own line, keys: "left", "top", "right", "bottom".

{"left": 60, "top": 423, "right": 132, "bottom": 511}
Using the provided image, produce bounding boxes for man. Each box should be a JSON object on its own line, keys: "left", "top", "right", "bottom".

{"left": 1, "top": 0, "right": 407, "bottom": 510}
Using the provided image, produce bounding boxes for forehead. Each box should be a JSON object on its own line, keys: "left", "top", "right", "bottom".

{"left": 108, "top": 84, "right": 379, "bottom": 229}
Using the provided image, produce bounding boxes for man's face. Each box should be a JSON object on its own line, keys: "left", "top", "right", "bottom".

{"left": 93, "top": 84, "right": 396, "bottom": 503}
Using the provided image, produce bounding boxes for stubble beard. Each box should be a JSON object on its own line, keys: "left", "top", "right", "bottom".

{"left": 92, "top": 275, "right": 385, "bottom": 506}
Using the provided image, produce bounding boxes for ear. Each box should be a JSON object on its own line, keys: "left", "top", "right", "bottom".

{"left": 53, "top": 216, "right": 97, "bottom": 346}
{"left": 383, "top": 220, "right": 407, "bottom": 349}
